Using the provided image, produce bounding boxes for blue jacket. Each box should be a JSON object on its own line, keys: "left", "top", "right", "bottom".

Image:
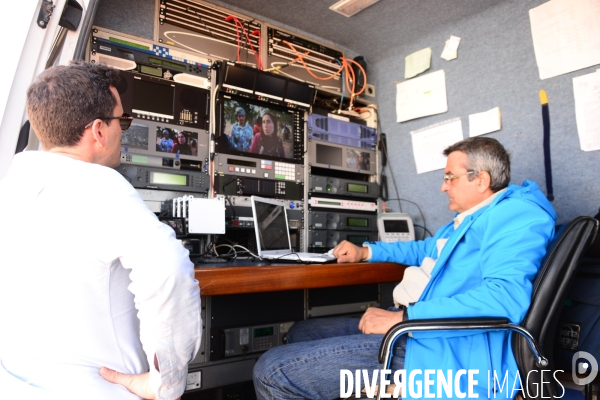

{"left": 370, "top": 180, "right": 556, "bottom": 399}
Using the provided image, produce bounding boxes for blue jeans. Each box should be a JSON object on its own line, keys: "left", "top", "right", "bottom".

{"left": 253, "top": 313, "right": 407, "bottom": 399}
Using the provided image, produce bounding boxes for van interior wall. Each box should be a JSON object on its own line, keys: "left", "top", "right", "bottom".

{"left": 95, "top": 0, "right": 600, "bottom": 232}
{"left": 371, "top": 0, "right": 600, "bottom": 230}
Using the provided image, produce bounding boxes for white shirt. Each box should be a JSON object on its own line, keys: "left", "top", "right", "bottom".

{"left": 0, "top": 151, "right": 201, "bottom": 400}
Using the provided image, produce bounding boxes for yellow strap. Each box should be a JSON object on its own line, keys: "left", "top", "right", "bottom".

{"left": 539, "top": 89, "right": 548, "bottom": 105}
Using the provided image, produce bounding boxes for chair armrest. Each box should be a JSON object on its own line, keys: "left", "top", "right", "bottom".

{"left": 378, "top": 317, "right": 546, "bottom": 367}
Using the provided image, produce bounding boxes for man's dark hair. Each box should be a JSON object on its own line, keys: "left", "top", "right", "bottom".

{"left": 443, "top": 137, "right": 510, "bottom": 192}
{"left": 26, "top": 61, "right": 121, "bottom": 149}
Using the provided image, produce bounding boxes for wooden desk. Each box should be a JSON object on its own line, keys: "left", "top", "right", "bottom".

{"left": 195, "top": 261, "right": 405, "bottom": 296}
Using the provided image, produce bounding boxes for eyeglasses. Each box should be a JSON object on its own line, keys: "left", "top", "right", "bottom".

{"left": 443, "top": 170, "right": 475, "bottom": 183}
{"left": 84, "top": 113, "right": 133, "bottom": 131}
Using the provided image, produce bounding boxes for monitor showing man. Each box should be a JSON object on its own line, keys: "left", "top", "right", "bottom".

{"left": 253, "top": 137, "right": 556, "bottom": 399}
{"left": 0, "top": 61, "right": 201, "bottom": 400}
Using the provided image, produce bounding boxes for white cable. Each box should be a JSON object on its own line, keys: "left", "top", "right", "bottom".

{"left": 213, "top": 243, "right": 236, "bottom": 257}
{"left": 233, "top": 245, "right": 260, "bottom": 259}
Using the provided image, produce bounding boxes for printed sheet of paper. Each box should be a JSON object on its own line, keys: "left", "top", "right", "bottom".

{"left": 405, "top": 47, "right": 432, "bottom": 79}
{"left": 468, "top": 107, "right": 502, "bottom": 137}
{"left": 441, "top": 36, "right": 461, "bottom": 61}
{"left": 411, "top": 118, "right": 464, "bottom": 174}
{"left": 529, "top": 0, "right": 600, "bottom": 80}
{"left": 573, "top": 71, "right": 600, "bottom": 151}
{"left": 396, "top": 70, "right": 448, "bottom": 123}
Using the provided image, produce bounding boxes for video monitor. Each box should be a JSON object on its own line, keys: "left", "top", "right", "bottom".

{"left": 217, "top": 96, "right": 298, "bottom": 162}
{"left": 120, "top": 121, "right": 205, "bottom": 163}
{"left": 155, "top": 126, "right": 200, "bottom": 156}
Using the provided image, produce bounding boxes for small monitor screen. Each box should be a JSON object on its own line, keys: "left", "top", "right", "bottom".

{"left": 132, "top": 79, "right": 174, "bottom": 118}
{"left": 347, "top": 149, "right": 371, "bottom": 171}
{"left": 316, "top": 144, "right": 342, "bottom": 166}
{"left": 255, "top": 73, "right": 286, "bottom": 99}
{"left": 383, "top": 219, "right": 409, "bottom": 233}
{"left": 121, "top": 123, "right": 149, "bottom": 151}
{"left": 285, "top": 79, "right": 313, "bottom": 106}
{"left": 224, "top": 64, "right": 256, "bottom": 92}
{"left": 156, "top": 126, "right": 200, "bottom": 156}
{"left": 255, "top": 202, "right": 290, "bottom": 251}
{"left": 218, "top": 97, "right": 295, "bottom": 160}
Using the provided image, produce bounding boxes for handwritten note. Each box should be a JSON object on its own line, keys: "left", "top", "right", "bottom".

{"left": 468, "top": 107, "right": 502, "bottom": 137}
{"left": 441, "top": 36, "right": 461, "bottom": 61}
{"left": 529, "top": 0, "right": 600, "bottom": 80}
{"left": 405, "top": 47, "right": 432, "bottom": 79}
{"left": 411, "top": 118, "right": 464, "bottom": 174}
{"left": 396, "top": 70, "right": 448, "bottom": 123}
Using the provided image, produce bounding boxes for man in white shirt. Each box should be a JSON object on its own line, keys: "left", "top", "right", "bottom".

{"left": 0, "top": 61, "right": 201, "bottom": 400}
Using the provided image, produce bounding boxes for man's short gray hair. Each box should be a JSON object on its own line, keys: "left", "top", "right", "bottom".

{"left": 443, "top": 137, "right": 510, "bottom": 192}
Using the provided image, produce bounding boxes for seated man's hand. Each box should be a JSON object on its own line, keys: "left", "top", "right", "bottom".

{"left": 358, "top": 307, "right": 404, "bottom": 335}
{"left": 100, "top": 367, "right": 164, "bottom": 400}
{"left": 333, "top": 240, "right": 369, "bottom": 263}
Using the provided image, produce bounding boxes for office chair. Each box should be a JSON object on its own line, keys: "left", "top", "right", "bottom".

{"left": 377, "top": 216, "right": 599, "bottom": 400}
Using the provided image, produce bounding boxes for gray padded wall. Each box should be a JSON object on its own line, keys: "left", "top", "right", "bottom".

{"left": 371, "top": 0, "right": 599, "bottom": 232}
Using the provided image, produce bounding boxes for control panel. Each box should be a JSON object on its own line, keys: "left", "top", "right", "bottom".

{"left": 309, "top": 175, "right": 379, "bottom": 199}
{"left": 117, "top": 164, "right": 209, "bottom": 194}
{"left": 309, "top": 211, "right": 377, "bottom": 232}
{"left": 211, "top": 321, "right": 294, "bottom": 360}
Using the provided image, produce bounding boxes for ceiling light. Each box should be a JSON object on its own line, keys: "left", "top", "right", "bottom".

{"left": 329, "top": 0, "right": 381, "bottom": 18}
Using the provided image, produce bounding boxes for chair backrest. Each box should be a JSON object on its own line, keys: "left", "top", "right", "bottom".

{"left": 513, "top": 216, "right": 599, "bottom": 398}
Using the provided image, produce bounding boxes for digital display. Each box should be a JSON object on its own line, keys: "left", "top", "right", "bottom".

{"left": 132, "top": 78, "right": 175, "bottom": 119}
{"left": 218, "top": 97, "right": 296, "bottom": 161}
{"left": 255, "top": 73, "right": 286, "bottom": 99}
{"left": 347, "top": 218, "right": 368, "bottom": 227}
{"left": 140, "top": 65, "right": 162, "bottom": 77}
{"left": 228, "top": 158, "right": 257, "bottom": 168}
{"left": 148, "top": 57, "right": 186, "bottom": 71}
{"left": 254, "top": 327, "right": 274, "bottom": 338}
{"left": 224, "top": 64, "right": 256, "bottom": 93}
{"left": 150, "top": 171, "right": 187, "bottom": 186}
{"left": 347, "top": 183, "right": 368, "bottom": 193}
{"left": 383, "top": 219, "right": 409, "bottom": 233}
{"left": 319, "top": 201, "right": 341, "bottom": 206}
{"left": 348, "top": 235, "right": 369, "bottom": 245}
{"left": 285, "top": 79, "right": 314, "bottom": 106}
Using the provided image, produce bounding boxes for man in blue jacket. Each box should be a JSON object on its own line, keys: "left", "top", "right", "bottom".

{"left": 253, "top": 137, "right": 556, "bottom": 399}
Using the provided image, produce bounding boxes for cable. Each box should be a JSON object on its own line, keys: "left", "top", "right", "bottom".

{"left": 413, "top": 224, "right": 434, "bottom": 239}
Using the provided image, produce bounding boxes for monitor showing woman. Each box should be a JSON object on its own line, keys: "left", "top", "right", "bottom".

{"left": 249, "top": 112, "right": 286, "bottom": 158}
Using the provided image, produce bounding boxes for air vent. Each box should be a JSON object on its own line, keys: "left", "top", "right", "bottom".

{"left": 329, "top": 0, "right": 380, "bottom": 17}
{"left": 159, "top": 0, "right": 261, "bottom": 49}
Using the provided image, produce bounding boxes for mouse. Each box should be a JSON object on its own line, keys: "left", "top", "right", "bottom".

{"left": 326, "top": 249, "right": 336, "bottom": 258}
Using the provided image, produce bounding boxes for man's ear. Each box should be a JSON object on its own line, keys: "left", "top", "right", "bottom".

{"left": 477, "top": 171, "right": 492, "bottom": 193}
{"left": 89, "top": 119, "right": 108, "bottom": 148}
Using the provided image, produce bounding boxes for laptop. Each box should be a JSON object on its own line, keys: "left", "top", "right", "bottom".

{"left": 251, "top": 196, "right": 336, "bottom": 263}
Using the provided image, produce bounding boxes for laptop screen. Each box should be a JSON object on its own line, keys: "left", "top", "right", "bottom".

{"left": 254, "top": 201, "right": 290, "bottom": 251}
